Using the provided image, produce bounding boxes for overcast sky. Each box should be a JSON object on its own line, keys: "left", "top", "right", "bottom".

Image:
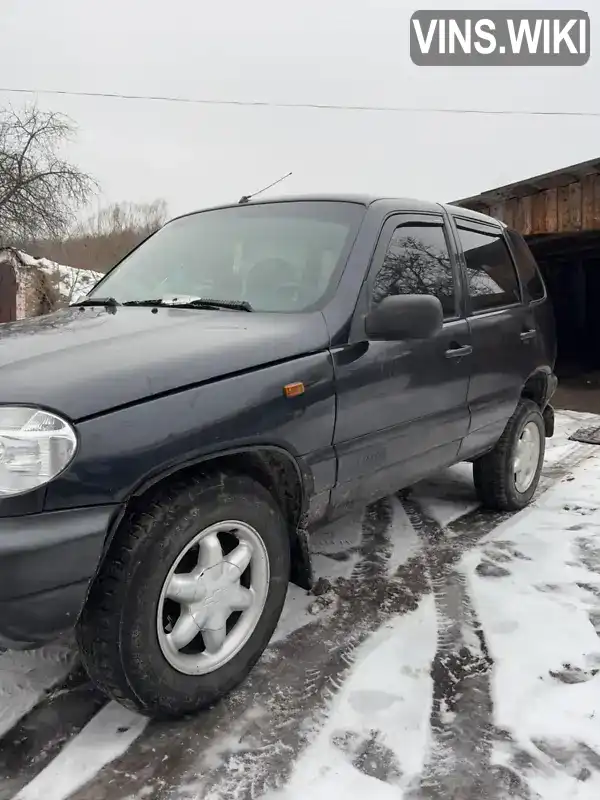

{"left": 2, "top": 0, "right": 598, "bottom": 219}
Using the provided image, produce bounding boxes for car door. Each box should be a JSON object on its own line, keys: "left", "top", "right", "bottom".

{"left": 330, "top": 211, "right": 473, "bottom": 516}
{"left": 449, "top": 215, "right": 539, "bottom": 458}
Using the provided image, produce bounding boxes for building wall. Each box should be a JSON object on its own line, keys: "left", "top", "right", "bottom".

{"left": 459, "top": 174, "right": 600, "bottom": 236}
{"left": 0, "top": 252, "right": 57, "bottom": 322}
{"left": 0, "top": 262, "right": 17, "bottom": 323}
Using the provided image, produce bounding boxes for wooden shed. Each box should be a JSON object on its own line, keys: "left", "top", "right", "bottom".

{"left": 452, "top": 156, "right": 600, "bottom": 235}
{"left": 453, "top": 157, "right": 600, "bottom": 379}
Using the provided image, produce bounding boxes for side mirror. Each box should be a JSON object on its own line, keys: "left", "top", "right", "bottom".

{"left": 365, "top": 294, "right": 443, "bottom": 341}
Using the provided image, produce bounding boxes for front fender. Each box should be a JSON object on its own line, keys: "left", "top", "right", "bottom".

{"left": 44, "top": 353, "right": 336, "bottom": 511}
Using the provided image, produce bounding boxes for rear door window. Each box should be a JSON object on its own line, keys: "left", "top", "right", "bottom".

{"left": 455, "top": 222, "right": 522, "bottom": 313}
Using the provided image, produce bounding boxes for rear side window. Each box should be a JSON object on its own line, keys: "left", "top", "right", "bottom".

{"left": 455, "top": 222, "right": 522, "bottom": 313}
{"left": 505, "top": 229, "right": 546, "bottom": 302}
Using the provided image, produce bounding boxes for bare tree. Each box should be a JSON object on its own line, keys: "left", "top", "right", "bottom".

{"left": 24, "top": 198, "right": 168, "bottom": 273}
{"left": 373, "top": 235, "right": 456, "bottom": 309}
{"left": 373, "top": 234, "right": 498, "bottom": 312}
{"left": 0, "top": 104, "right": 97, "bottom": 246}
{"left": 64, "top": 199, "right": 168, "bottom": 271}
{"left": 76, "top": 199, "right": 168, "bottom": 240}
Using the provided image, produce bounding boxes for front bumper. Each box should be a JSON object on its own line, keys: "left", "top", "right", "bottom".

{"left": 0, "top": 504, "right": 119, "bottom": 648}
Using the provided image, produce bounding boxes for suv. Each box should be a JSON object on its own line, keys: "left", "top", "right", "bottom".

{"left": 0, "top": 195, "right": 556, "bottom": 718}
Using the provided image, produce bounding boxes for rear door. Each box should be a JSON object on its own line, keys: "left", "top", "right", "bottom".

{"left": 330, "top": 211, "right": 473, "bottom": 514}
{"left": 449, "top": 216, "right": 539, "bottom": 458}
{"left": 505, "top": 227, "right": 557, "bottom": 372}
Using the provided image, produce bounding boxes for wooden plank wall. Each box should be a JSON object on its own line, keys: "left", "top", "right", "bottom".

{"left": 470, "top": 173, "right": 600, "bottom": 235}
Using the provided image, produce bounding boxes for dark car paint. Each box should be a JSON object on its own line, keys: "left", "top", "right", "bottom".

{"left": 443, "top": 212, "right": 557, "bottom": 461}
{"left": 0, "top": 506, "right": 114, "bottom": 644}
{"left": 0, "top": 194, "right": 557, "bottom": 648}
{"left": 43, "top": 351, "right": 338, "bottom": 510}
{"left": 330, "top": 210, "right": 473, "bottom": 515}
{"left": 0, "top": 306, "right": 332, "bottom": 420}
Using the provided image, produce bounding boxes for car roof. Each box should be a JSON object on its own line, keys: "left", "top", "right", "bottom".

{"left": 170, "top": 194, "right": 504, "bottom": 228}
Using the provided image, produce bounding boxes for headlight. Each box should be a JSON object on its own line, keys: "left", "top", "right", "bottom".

{"left": 0, "top": 406, "right": 77, "bottom": 497}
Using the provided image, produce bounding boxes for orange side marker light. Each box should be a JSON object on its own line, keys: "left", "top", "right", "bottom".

{"left": 283, "top": 382, "right": 305, "bottom": 397}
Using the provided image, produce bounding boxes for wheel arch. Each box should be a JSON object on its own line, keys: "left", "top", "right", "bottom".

{"left": 520, "top": 367, "right": 555, "bottom": 437}
{"left": 521, "top": 368, "right": 550, "bottom": 406}
{"left": 103, "top": 445, "right": 314, "bottom": 590}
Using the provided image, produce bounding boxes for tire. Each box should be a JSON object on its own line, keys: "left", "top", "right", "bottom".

{"left": 76, "top": 472, "right": 290, "bottom": 719}
{"left": 473, "top": 398, "right": 546, "bottom": 512}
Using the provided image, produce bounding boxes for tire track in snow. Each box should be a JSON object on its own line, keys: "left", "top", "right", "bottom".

{"left": 401, "top": 436, "right": 598, "bottom": 800}
{"left": 12, "top": 702, "right": 148, "bottom": 800}
{"left": 402, "top": 497, "right": 498, "bottom": 799}
{"left": 0, "top": 667, "right": 105, "bottom": 800}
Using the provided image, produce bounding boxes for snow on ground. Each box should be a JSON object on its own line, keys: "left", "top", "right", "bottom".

{"left": 15, "top": 251, "right": 102, "bottom": 304}
{"left": 462, "top": 451, "right": 600, "bottom": 799}
{"left": 1, "top": 410, "right": 600, "bottom": 800}
{"left": 262, "top": 411, "right": 600, "bottom": 800}
{"left": 0, "top": 637, "right": 76, "bottom": 739}
{"left": 12, "top": 703, "right": 147, "bottom": 800}
{"left": 265, "top": 596, "right": 438, "bottom": 800}
{"left": 409, "top": 408, "right": 598, "bottom": 530}
{"left": 271, "top": 509, "right": 366, "bottom": 643}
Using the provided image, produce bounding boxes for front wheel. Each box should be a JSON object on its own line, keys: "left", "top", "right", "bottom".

{"left": 473, "top": 398, "right": 546, "bottom": 512}
{"left": 76, "top": 473, "right": 290, "bottom": 719}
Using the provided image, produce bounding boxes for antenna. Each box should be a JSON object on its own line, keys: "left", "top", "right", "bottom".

{"left": 238, "top": 171, "right": 292, "bottom": 204}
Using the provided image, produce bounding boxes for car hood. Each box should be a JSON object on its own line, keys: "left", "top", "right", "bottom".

{"left": 0, "top": 306, "right": 330, "bottom": 419}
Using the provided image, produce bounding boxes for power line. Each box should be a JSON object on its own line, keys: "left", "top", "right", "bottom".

{"left": 0, "top": 85, "right": 599, "bottom": 118}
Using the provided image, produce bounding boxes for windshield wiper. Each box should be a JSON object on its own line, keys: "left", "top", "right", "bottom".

{"left": 122, "top": 298, "right": 254, "bottom": 312}
{"left": 72, "top": 296, "right": 121, "bottom": 308}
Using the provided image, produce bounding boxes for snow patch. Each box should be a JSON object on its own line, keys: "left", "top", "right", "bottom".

{"left": 21, "top": 251, "right": 102, "bottom": 303}
{"left": 271, "top": 512, "right": 366, "bottom": 644}
{"left": 13, "top": 701, "right": 148, "bottom": 800}
{"left": 270, "top": 585, "right": 320, "bottom": 644}
{"left": 386, "top": 495, "right": 422, "bottom": 574}
{"left": 2, "top": 248, "right": 102, "bottom": 305}
{"left": 267, "top": 595, "right": 438, "bottom": 799}
{"left": 545, "top": 408, "right": 600, "bottom": 468}
{"left": 0, "top": 637, "right": 76, "bottom": 738}
{"left": 411, "top": 462, "right": 478, "bottom": 528}
{"left": 461, "top": 450, "right": 600, "bottom": 796}
{"left": 39, "top": 260, "right": 102, "bottom": 303}
{"left": 309, "top": 510, "right": 365, "bottom": 580}
{"left": 412, "top": 409, "right": 597, "bottom": 530}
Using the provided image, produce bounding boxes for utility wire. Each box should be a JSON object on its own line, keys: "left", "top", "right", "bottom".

{"left": 0, "top": 85, "right": 598, "bottom": 118}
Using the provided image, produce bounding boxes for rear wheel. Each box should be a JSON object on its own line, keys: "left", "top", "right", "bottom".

{"left": 473, "top": 398, "right": 545, "bottom": 512}
{"left": 76, "top": 473, "right": 290, "bottom": 719}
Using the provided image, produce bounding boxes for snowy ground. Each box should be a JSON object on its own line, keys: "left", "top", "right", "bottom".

{"left": 1, "top": 410, "right": 600, "bottom": 800}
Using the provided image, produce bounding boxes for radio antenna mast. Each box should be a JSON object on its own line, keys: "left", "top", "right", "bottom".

{"left": 238, "top": 171, "right": 292, "bottom": 204}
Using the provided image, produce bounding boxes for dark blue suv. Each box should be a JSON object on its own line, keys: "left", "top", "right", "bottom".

{"left": 0, "top": 195, "right": 557, "bottom": 718}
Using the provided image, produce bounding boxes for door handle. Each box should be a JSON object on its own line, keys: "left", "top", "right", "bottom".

{"left": 445, "top": 343, "right": 473, "bottom": 359}
{"left": 520, "top": 328, "right": 537, "bottom": 342}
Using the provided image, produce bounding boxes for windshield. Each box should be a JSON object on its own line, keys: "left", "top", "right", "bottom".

{"left": 88, "top": 200, "right": 365, "bottom": 312}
